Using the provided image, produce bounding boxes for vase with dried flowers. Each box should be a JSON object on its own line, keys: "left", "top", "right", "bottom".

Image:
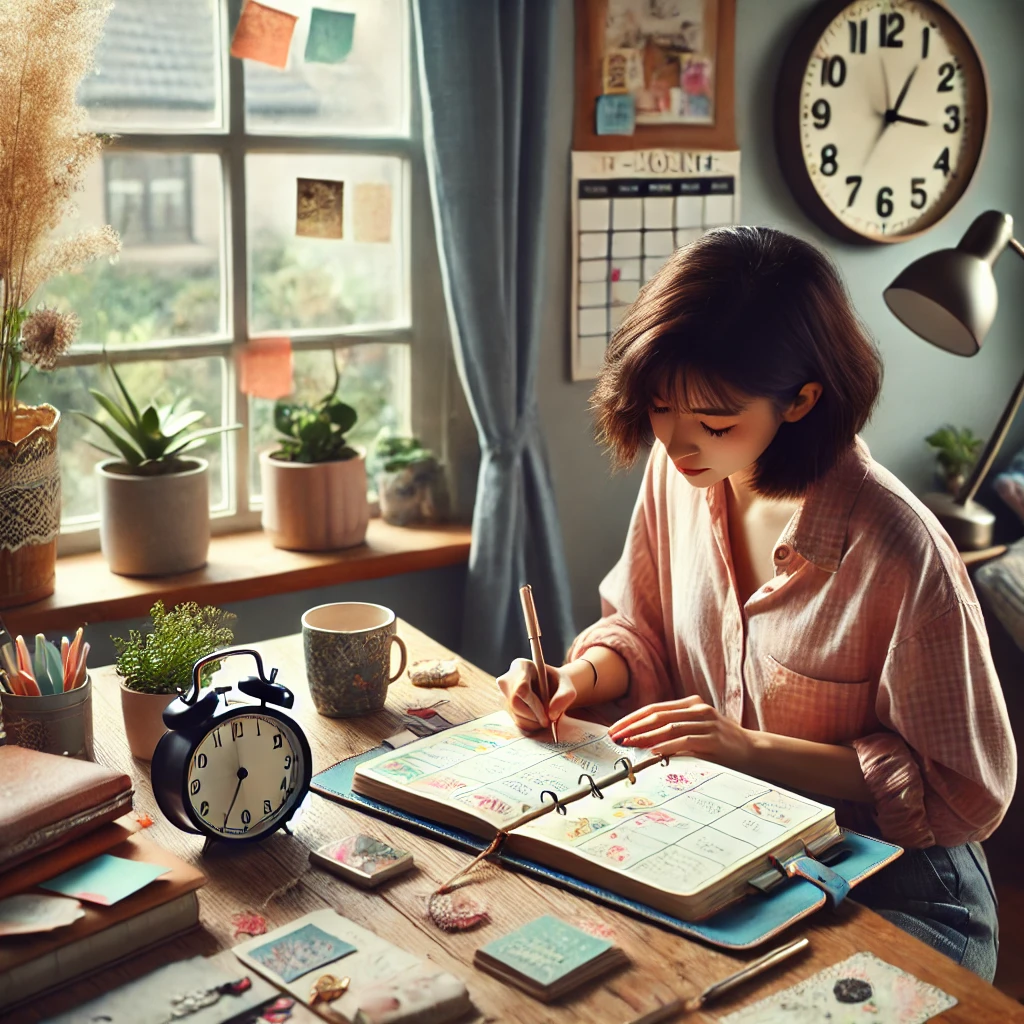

{"left": 0, "top": 0, "right": 121, "bottom": 607}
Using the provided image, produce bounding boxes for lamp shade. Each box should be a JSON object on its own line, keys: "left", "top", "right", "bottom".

{"left": 883, "top": 210, "right": 1013, "bottom": 357}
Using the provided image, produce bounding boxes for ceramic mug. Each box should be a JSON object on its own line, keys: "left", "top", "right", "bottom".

{"left": 301, "top": 602, "right": 408, "bottom": 717}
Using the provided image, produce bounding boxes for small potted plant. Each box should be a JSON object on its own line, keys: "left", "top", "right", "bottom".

{"left": 260, "top": 362, "right": 369, "bottom": 551}
{"left": 77, "top": 363, "right": 240, "bottom": 576}
{"left": 925, "top": 425, "right": 985, "bottom": 496}
{"left": 113, "top": 600, "right": 235, "bottom": 760}
{"left": 373, "top": 433, "right": 450, "bottom": 526}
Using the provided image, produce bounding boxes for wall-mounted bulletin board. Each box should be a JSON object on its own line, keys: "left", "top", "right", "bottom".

{"left": 571, "top": 0, "right": 739, "bottom": 380}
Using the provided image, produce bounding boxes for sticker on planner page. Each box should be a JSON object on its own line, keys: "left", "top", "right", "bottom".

{"left": 479, "top": 915, "right": 613, "bottom": 986}
{"left": 38, "top": 854, "right": 170, "bottom": 907}
{"left": 296, "top": 178, "right": 344, "bottom": 239}
{"left": 230, "top": 0, "right": 298, "bottom": 70}
{"left": 304, "top": 7, "right": 355, "bottom": 64}
{"left": 0, "top": 894, "right": 84, "bottom": 935}
{"left": 239, "top": 336, "right": 293, "bottom": 400}
{"left": 596, "top": 93, "right": 635, "bottom": 136}
{"left": 718, "top": 951, "right": 957, "bottom": 1024}
{"left": 352, "top": 183, "right": 393, "bottom": 244}
{"left": 744, "top": 791, "right": 818, "bottom": 827}
{"left": 247, "top": 923, "right": 356, "bottom": 984}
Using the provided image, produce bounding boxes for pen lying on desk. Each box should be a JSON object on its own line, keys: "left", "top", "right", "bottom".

{"left": 623, "top": 937, "right": 810, "bottom": 1024}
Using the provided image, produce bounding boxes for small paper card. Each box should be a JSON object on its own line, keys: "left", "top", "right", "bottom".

{"left": 719, "top": 951, "right": 957, "bottom": 1024}
{"left": 352, "top": 182, "right": 393, "bottom": 243}
{"left": 246, "top": 923, "right": 356, "bottom": 984}
{"left": 39, "top": 853, "right": 169, "bottom": 907}
{"left": 296, "top": 177, "right": 344, "bottom": 239}
{"left": 310, "top": 834, "right": 414, "bottom": 887}
{"left": 305, "top": 7, "right": 356, "bottom": 64}
{"left": 596, "top": 93, "right": 635, "bottom": 136}
{"left": 230, "top": 0, "right": 298, "bottom": 70}
{"left": 478, "top": 915, "right": 613, "bottom": 987}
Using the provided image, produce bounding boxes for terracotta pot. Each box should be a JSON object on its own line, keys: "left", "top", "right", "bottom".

{"left": 0, "top": 404, "right": 60, "bottom": 607}
{"left": 97, "top": 457, "right": 210, "bottom": 576}
{"left": 260, "top": 450, "right": 369, "bottom": 551}
{"left": 119, "top": 684, "right": 176, "bottom": 761}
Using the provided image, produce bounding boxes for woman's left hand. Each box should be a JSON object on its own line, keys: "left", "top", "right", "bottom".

{"left": 608, "top": 696, "right": 756, "bottom": 772}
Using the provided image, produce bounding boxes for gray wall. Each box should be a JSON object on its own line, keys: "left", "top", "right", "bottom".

{"left": 539, "top": 0, "right": 1024, "bottom": 632}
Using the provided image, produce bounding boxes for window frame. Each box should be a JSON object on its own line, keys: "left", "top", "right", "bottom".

{"left": 57, "top": 0, "right": 447, "bottom": 555}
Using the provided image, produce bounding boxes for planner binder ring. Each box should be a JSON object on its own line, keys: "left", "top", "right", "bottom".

{"left": 540, "top": 790, "right": 567, "bottom": 815}
{"left": 579, "top": 773, "right": 604, "bottom": 798}
{"left": 615, "top": 757, "right": 637, "bottom": 785}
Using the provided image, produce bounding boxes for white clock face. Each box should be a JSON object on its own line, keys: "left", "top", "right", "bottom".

{"left": 186, "top": 713, "right": 304, "bottom": 838}
{"left": 799, "top": 0, "right": 984, "bottom": 240}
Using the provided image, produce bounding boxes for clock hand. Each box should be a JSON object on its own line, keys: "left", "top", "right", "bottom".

{"left": 889, "top": 63, "right": 919, "bottom": 119}
{"left": 223, "top": 766, "right": 248, "bottom": 828}
{"left": 891, "top": 113, "right": 930, "bottom": 127}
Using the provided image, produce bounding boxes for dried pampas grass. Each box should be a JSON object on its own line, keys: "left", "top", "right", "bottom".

{"left": 0, "top": 0, "right": 121, "bottom": 439}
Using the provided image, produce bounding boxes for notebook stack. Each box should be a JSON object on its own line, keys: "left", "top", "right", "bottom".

{"left": 0, "top": 746, "right": 206, "bottom": 1012}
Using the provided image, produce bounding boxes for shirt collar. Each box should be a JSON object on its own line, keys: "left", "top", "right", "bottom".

{"left": 705, "top": 435, "right": 872, "bottom": 574}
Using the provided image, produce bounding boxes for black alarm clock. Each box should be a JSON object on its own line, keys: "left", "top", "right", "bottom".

{"left": 152, "top": 648, "right": 313, "bottom": 852}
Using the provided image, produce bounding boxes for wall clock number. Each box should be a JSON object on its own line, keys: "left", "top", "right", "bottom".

{"left": 812, "top": 99, "right": 830, "bottom": 129}
{"left": 944, "top": 105, "right": 960, "bottom": 133}
{"left": 849, "top": 19, "right": 867, "bottom": 54}
{"left": 922, "top": 26, "right": 930, "bottom": 59}
{"left": 937, "top": 62, "right": 956, "bottom": 91}
{"left": 821, "top": 144, "right": 838, "bottom": 176}
{"left": 879, "top": 12, "right": 904, "bottom": 48}
{"left": 911, "top": 178, "right": 927, "bottom": 210}
{"left": 876, "top": 187, "right": 894, "bottom": 218}
{"left": 820, "top": 55, "right": 846, "bottom": 87}
{"left": 934, "top": 147, "right": 951, "bottom": 175}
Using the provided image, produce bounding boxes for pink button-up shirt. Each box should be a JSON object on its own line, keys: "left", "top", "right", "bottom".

{"left": 569, "top": 436, "right": 1016, "bottom": 849}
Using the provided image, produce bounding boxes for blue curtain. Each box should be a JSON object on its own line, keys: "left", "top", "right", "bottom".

{"left": 413, "top": 0, "right": 576, "bottom": 674}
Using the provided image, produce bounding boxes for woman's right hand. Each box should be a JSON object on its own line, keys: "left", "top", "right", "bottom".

{"left": 496, "top": 658, "right": 577, "bottom": 733}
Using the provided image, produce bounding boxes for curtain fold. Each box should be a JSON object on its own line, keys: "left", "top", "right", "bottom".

{"left": 413, "top": 0, "right": 576, "bottom": 674}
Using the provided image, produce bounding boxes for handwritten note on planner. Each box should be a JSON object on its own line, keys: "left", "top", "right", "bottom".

{"left": 356, "top": 712, "right": 826, "bottom": 895}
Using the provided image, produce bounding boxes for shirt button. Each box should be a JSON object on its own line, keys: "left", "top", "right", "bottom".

{"left": 774, "top": 545, "right": 790, "bottom": 562}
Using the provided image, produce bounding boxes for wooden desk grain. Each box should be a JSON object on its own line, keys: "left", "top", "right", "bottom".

{"left": 15, "top": 624, "right": 1024, "bottom": 1023}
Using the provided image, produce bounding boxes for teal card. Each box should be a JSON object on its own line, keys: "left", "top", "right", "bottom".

{"left": 305, "top": 8, "right": 355, "bottom": 64}
{"left": 596, "top": 93, "right": 635, "bottom": 136}
{"left": 480, "top": 915, "right": 612, "bottom": 986}
{"left": 39, "top": 854, "right": 169, "bottom": 907}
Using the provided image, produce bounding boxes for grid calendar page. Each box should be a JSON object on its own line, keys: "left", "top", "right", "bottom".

{"left": 571, "top": 149, "right": 741, "bottom": 381}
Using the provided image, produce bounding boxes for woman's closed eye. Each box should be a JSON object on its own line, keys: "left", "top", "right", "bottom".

{"left": 650, "top": 404, "right": 672, "bottom": 415}
{"left": 701, "top": 423, "right": 734, "bottom": 437}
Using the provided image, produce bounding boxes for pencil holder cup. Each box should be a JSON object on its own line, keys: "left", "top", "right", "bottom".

{"left": 302, "top": 602, "right": 407, "bottom": 717}
{"left": 0, "top": 675, "right": 94, "bottom": 760}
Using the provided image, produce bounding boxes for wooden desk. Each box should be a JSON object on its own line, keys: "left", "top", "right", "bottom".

{"left": 17, "top": 624, "right": 1024, "bottom": 1023}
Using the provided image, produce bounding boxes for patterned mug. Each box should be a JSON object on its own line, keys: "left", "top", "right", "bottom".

{"left": 301, "top": 602, "right": 408, "bottom": 717}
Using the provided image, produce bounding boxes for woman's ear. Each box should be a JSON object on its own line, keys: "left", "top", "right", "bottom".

{"left": 782, "top": 382, "right": 823, "bottom": 423}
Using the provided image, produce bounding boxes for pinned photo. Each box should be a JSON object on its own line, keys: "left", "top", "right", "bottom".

{"left": 296, "top": 178, "right": 344, "bottom": 239}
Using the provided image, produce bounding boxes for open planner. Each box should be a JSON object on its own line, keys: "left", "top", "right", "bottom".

{"left": 352, "top": 711, "right": 842, "bottom": 922}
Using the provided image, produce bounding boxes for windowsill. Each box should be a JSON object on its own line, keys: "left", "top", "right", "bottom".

{"left": 4, "top": 519, "right": 472, "bottom": 636}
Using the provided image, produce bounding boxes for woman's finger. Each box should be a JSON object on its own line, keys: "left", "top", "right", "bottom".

{"left": 547, "top": 676, "right": 577, "bottom": 722}
{"left": 612, "top": 704, "right": 713, "bottom": 742}
{"left": 620, "top": 720, "right": 712, "bottom": 748}
{"left": 608, "top": 695, "right": 704, "bottom": 734}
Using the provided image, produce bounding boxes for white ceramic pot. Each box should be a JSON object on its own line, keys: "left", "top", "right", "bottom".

{"left": 119, "top": 684, "right": 175, "bottom": 761}
{"left": 260, "top": 450, "right": 369, "bottom": 551}
{"left": 97, "top": 457, "right": 210, "bottom": 576}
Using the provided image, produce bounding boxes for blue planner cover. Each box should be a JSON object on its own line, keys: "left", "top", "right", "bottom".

{"left": 311, "top": 746, "right": 902, "bottom": 950}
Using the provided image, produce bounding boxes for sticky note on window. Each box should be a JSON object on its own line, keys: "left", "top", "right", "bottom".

{"left": 297, "top": 177, "right": 344, "bottom": 239}
{"left": 305, "top": 8, "right": 356, "bottom": 64}
{"left": 240, "top": 336, "right": 293, "bottom": 400}
{"left": 596, "top": 93, "right": 635, "bottom": 136}
{"left": 231, "top": 0, "right": 298, "bottom": 70}
{"left": 352, "top": 182, "right": 392, "bottom": 243}
{"left": 39, "top": 854, "right": 169, "bottom": 907}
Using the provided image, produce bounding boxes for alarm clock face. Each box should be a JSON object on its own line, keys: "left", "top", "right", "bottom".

{"left": 186, "top": 712, "right": 306, "bottom": 838}
{"left": 786, "top": 0, "right": 988, "bottom": 242}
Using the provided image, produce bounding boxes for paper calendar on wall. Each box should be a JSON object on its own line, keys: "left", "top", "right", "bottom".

{"left": 570, "top": 149, "right": 741, "bottom": 381}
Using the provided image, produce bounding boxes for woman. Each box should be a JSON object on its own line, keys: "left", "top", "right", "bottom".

{"left": 497, "top": 226, "right": 1015, "bottom": 980}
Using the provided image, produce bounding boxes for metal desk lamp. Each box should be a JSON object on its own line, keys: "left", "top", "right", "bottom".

{"left": 884, "top": 210, "right": 1024, "bottom": 551}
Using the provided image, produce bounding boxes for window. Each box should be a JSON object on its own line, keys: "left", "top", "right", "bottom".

{"left": 25, "top": 0, "right": 430, "bottom": 545}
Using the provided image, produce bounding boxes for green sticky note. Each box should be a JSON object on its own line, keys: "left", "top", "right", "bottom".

{"left": 479, "top": 915, "right": 612, "bottom": 986}
{"left": 305, "top": 8, "right": 355, "bottom": 64}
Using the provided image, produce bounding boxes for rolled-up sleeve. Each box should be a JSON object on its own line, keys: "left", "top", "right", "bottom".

{"left": 568, "top": 450, "right": 676, "bottom": 720}
{"left": 851, "top": 599, "right": 1016, "bottom": 848}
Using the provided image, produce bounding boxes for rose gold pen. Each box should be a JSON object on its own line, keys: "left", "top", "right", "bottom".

{"left": 519, "top": 584, "right": 559, "bottom": 743}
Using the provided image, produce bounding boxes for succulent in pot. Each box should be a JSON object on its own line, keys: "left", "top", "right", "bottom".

{"left": 77, "top": 363, "right": 240, "bottom": 576}
{"left": 260, "top": 363, "right": 369, "bottom": 551}
{"left": 113, "top": 600, "right": 235, "bottom": 760}
{"left": 373, "top": 433, "right": 450, "bottom": 526}
{"left": 924, "top": 424, "right": 984, "bottom": 496}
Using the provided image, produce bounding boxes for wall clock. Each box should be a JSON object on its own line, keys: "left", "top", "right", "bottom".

{"left": 775, "top": 0, "right": 989, "bottom": 244}
{"left": 152, "top": 648, "right": 312, "bottom": 852}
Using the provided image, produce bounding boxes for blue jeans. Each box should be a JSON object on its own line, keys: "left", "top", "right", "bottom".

{"left": 851, "top": 842, "right": 999, "bottom": 981}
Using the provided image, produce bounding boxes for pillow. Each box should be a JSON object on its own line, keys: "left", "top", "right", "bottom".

{"left": 974, "top": 537, "right": 1024, "bottom": 653}
{"left": 993, "top": 448, "right": 1024, "bottom": 526}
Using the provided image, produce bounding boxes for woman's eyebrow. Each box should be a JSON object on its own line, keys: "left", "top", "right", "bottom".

{"left": 689, "top": 403, "right": 747, "bottom": 416}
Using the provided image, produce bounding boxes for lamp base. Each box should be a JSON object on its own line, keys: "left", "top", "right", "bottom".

{"left": 922, "top": 491, "right": 995, "bottom": 551}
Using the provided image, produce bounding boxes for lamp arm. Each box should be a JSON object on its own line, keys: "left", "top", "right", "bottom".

{"left": 955, "top": 237, "right": 1024, "bottom": 506}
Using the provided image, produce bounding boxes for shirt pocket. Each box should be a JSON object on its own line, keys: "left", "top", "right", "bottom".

{"left": 760, "top": 655, "right": 875, "bottom": 744}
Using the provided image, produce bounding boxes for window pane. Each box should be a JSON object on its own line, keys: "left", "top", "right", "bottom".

{"left": 79, "top": 0, "right": 222, "bottom": 132}
{"left": 249, "top": 344, "right": 409, "bottom": 501}
{"left": 20, "top": 357, "right": 227, "bottom": 523}
{"left": 244, "top": 0, "right": 406, "bottom": 136}
{"left": 33, "top": 153, "right": 224, "bottom": 346}
{"left": 247, "top": 155, "right": 404, "bottom": 333}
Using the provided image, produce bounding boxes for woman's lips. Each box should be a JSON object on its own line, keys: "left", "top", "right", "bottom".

{"left": 679, "top": 466, "right": 708, "bottom": 476}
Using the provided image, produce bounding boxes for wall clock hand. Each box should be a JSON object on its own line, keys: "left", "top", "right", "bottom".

{"left": 891, "top": 113, "right": 930, "bottom": 127}
{"left": 889, "top": 64, "right": 919, "bottom": 120}
{"left": 223, "top": 766, "right": 248, "bottom": 828}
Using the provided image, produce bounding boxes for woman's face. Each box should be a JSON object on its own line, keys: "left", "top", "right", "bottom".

{"left": 648, "top": 379, "right": 820, "bottom": 490}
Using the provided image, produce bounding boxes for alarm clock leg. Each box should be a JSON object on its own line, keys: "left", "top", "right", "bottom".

{"left": 202, "top": 836, "right": 217, "bottom": 856}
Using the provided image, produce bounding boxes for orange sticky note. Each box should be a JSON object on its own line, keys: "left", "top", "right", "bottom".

{"left": 240, "top": 337, "right": 294, "bottom": 400}
{"left": 230, "top": 0, "right": 298, "bottom": 70}
{"left": 353, "top": 182, "right": 392, "bottom": 243}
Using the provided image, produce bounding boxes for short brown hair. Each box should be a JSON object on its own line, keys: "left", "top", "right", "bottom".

{"left": 591, "top": 226, "right": 883, "bottom": 499}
